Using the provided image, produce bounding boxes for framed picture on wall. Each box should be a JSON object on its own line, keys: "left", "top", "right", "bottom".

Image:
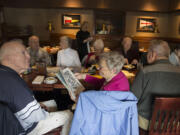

{"left": 62, "top": 14, "right": 81, "bottom": 29}
{"left": 136, "top": 18, "right": 157, "bottom": 33}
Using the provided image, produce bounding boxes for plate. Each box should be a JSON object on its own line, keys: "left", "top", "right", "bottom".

{"left": 47, "top": 72, "right": 56, "bottom": 77}
{"left": 46, "top": 67, "right": 60, "bottom": 73}
{"left": 123, "top": 64, "right": 136, "bottom": 70}
{"left": 44, "top": 77, "right": 57, "bottom": 84}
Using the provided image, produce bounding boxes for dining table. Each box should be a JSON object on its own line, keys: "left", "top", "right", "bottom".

{"left": 22, "top": 66, "right": 137, "bottom": 92}
{"left": 23, "top": 69, "right": 65, "bottom": 91}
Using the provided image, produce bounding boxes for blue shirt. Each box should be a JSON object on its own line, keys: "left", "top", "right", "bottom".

{"left": 169, "top": 52, "right": 180, "bottom": 66}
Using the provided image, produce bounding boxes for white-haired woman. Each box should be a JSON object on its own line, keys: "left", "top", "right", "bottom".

{"left": 56, "top": 36, "right": 81, "bottom": 69}
{"left": 82, "top": 39, "right": 104, "bottom": 68}
{"left": 76, "top": 51, "right": 129, "bottom": 91}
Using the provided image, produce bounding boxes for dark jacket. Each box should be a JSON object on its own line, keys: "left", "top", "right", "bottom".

{"left": 76, "top": 30, "right": 90, "bottom": 61}
{"left": 131, "top": 59, "right": 180, "bottom": 120}
{"left": 121, "top": 41, "right": 139, "bottom": 64}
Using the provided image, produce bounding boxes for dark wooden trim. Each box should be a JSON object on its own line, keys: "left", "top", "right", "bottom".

{"left": 49, "top": 33, "right": 180, "bottom": 51}
{"left": 0, "top": 0, "right": 171, "bottom": 13}
{"left": 133, "top": 36, "right": 180, "bottom": 49}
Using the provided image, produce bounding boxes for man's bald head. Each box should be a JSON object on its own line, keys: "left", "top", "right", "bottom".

{"left": 0, "top": 41, "right": 20, "bottom": 62}
{"left": 0, "top": 40, "right": 30, "bottom": 73}
{"left": 29, "top": 35, "right": 39, "bottom": 41}
{"left": 28, "top": 35, "right": 40, "bottom": 50}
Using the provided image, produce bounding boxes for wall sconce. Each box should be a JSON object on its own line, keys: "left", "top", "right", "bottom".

{"left": 154, "top": 22, "right": 160, "bottom": 33}
{"left": 47, "top": 21, "right": 54, "bottom": 32}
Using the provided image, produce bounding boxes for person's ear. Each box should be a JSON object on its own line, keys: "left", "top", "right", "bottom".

{"left": 151, "top": 52, "right": 157, "bottom": 61}
{"left": 147, "top": 51, "right": 156, "bottom": 64}
{"left": 111, "top": 68, "right": 117, "bottom": 74}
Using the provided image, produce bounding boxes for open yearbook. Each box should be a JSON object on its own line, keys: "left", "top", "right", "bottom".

{"left": 55, "top": 68, "right": 85, "bottom": 101}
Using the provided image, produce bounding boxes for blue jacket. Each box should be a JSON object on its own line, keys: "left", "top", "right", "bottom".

{"left": 70, "top": 91, "right": 139, "bottom": 135}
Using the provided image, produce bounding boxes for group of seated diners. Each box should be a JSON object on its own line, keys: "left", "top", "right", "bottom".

{"left": 0, "top": 35, "right": 180, "bottom": 135}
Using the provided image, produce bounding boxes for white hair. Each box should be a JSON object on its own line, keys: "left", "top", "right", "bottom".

{"left": 60, "top": 36, "right": 72, "bottom": 48}
{"left": 0, "top": 40, "right": 23, "bottom": 63}
{"left": 149, "top": 40, "right": 170, "bottom": 58}
{"left": 93, "top": 39, "right": 104, "bottom": 50}
{"left": 28, "top": 35, "right": 39, "bottom": 42}
{"left": 99, "top": 51, "right": 124, "bottom": 74}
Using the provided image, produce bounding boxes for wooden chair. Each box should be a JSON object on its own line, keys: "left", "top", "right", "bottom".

{"left": 149, "top": 97, "right": 180, "bottom": 135}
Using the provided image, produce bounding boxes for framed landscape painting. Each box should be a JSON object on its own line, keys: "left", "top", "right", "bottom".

{"left": 136, "top": 18, "right": 157, "bottom": 32}
{"left": 62, "top": 14, "right": 81, "bottom": 29}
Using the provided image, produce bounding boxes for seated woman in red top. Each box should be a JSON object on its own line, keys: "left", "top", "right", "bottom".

{"left": 76, "top": 51, "right": 130, "bottom": 91}
{"left": 82, "top": 39, "right": 104, "bottom": 68}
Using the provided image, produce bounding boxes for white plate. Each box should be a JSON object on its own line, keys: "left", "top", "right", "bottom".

{"left": 123, "top": 64, "right": 135, "bottom": 69}
{"left": 44, "top": 77, "right": 57, "bottom": 84}
{"left": 47, "top": 72, "right": 56, "bottom": 77}
{"left": 46, "top": 67, "right": 60, "bottom": 73}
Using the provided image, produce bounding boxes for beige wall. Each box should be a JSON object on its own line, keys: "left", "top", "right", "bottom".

{"left": 3, "top": 7, "right": 180, "bottom": 40}
{"left": 168, "top": 12, "right": 180, "bottom": 38}
{"left": 125, "top": 12, "right": 169, "bottom": 37}
{"left": 169, "top": 0, "right": 180, "bottom": 11}
{"left": 3, "top": 8, "right": 94, "bottom": 40}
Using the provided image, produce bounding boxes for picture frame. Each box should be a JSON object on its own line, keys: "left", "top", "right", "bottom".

{"left": 136, "top": 18, "right": 157, "bottom": 33}
{"left": 62, "top": 14, "right": 81, "bottom": 29}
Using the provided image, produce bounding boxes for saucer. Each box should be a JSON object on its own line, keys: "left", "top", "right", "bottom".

{"left": 44, "top": 77, "right": 57, "bottom": 84}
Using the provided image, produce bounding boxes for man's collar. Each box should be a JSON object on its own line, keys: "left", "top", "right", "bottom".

{"left": 154, "top": 59, "right": 170, "bottom": 65}
{"left": 63, "top": 48, "right": 70, "bottom": 51}
{"left": 0, "top": 64, "right": 18, "bottom": 74}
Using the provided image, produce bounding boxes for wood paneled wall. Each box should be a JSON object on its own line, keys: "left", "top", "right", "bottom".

{"left": 95, "top": 35, "right": 180, "bottom": 51}
{"left": 133, "top": 37, "right": 180, "bottom": 50}
{"left": 50, "top": 33, "right": 180, "bottom": 51}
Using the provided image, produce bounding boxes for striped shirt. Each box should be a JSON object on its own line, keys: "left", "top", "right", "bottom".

{"left": 0, "top": 65, "right": 48, "bottom": 133}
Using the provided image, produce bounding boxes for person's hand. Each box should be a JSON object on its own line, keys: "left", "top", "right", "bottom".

{"left": 89, "top": 55, "right": 96, "bottom": 62}
{"left": 68, "top": 91, "right": 79, "bottom": 103}
{"left": 19, "top": 69, "right": 28, "bottom": 76}
{"left": 131, "top": 59, "right": 138, "bottom": 65}
{"left": 83, "top": 37, "right": 93, "bottom": 43}
{"left": 75, "top": 73, "right": 87, "bottom": 80}
{"left": 147, "top": 51, "right": 156, "bottom": 64}
{"left": 39, "top": 102, "right": 48, "bottom": 111}
{"left": 88, "top": 37, "right": 93, "bottom": 41}
{"left": 124, "top": 58, "right": 129, "bottom": 64}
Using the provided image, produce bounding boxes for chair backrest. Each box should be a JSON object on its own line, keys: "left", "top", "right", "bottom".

{"left": 149, "top": 97, "right": 180, "bottom": 135}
